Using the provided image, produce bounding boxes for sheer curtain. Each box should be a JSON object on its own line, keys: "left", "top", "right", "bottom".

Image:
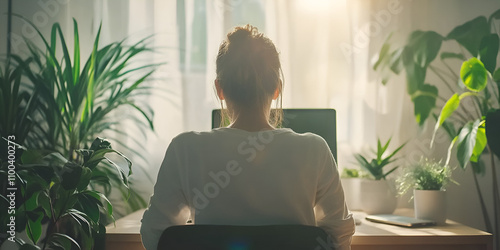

{"left": 92, "top": 0, "right": 400, "bottom": 203}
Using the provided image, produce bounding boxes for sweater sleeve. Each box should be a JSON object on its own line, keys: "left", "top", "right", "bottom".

{"left": 314, "top": 141, "right": 355, "bottom": 250}
{"left": 140, "top": 138, "right": 190, "bottom": 250}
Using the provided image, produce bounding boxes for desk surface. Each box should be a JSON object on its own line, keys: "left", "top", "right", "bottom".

{"left": 106, "top": 208, "right": 493, "bottom": 250}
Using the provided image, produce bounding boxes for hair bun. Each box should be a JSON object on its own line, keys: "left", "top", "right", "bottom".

{"left": 227, "top": 25, "right": 259, "bottom": 45}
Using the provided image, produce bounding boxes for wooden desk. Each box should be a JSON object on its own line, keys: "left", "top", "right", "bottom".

{"left": 351, "top": 209, "right": 493, "bottom": 250}
{"left": 105, "top": 209, "right": 493, "bottom": 250}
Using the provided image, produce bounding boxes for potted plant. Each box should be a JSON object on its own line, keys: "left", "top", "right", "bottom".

{"left": 373, "top": 8, "right": 500, "bottom": 243}
{"left": 1, "top": 138, "right": 129, "bottom": 249}
{"left": 340, "top": 168, "right": 363, "bottom": 211}
{"left": 4, "top": 16, "right": 159, "bottom": 215}
{"left": 354, "top": 138, "right": 406, "bottom": 214}
{"left": 397, "top": 158, "right": 457, "bottom": 225}
{"left": 0, "top": 14, "right": 159, "bottom": 249}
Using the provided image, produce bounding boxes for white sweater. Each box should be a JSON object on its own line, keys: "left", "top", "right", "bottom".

{"left": 140, "top": 128, "right": 355, "bottom": 250}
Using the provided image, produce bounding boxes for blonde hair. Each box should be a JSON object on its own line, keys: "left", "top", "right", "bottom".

{"left": 216, "top": 24, "right": 283, "bottom": 127}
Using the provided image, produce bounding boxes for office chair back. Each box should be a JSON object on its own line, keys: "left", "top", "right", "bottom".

{"left": 157, "top": 224, "right": 334, "bottom": 250}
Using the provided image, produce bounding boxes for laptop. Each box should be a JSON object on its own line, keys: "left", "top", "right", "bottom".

{"left": 211, "top": 109, "right": 337, "bottom": 162}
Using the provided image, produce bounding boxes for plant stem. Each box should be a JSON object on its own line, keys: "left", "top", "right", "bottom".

{"left": 472, "top": 166, "right": 493, "bottom": 233}
{"left": 460, "top": 103, "right": 478, "bottom": 122}
{"left": 442, "top": 60, "right": 460, "bottom": 81}
{"left": 429, "top": 66, "right": 456, "bottom": 94}
{"left": 471, "top": 96, "right": 483, "bottom": 117}
{"left": 488, "top": 145, "right": 500, "bottom": 248}
{"left": 450, "top": 108, "right": 470, "bottom": 125}
{"left": 488, "top": 78, "right": 499, "bottom": 105}
{"left": 431, "top": 65, "right": 456, "bottom": 82}
{"left": 7, "top": 0, "right": 12, "bottom": 61}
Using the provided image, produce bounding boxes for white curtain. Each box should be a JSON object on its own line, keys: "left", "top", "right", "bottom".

{"left": 90, "top": 0, "right": 403, "bottom": 209}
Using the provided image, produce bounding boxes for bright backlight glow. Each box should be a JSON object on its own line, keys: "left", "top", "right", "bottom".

{"left": 296, "top": 0, "right": 344, "bottom": 12}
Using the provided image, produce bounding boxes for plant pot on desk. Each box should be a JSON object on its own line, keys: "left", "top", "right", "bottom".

{"left": 360, "top": 179, "right": 397, "bottom": 214}
{"left": 341, "top": 178, "right": 363, "bottom": 211}
{"left": 414, "top": 189, "right": 447, "bottom": 225}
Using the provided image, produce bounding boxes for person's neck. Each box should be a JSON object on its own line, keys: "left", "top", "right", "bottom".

{"left": 227, "top": 109, "right": 274, "bottom": 132}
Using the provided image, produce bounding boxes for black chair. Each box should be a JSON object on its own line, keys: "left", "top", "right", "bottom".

{"left": 157, "top": 224, "right": 335, "bottom": 250}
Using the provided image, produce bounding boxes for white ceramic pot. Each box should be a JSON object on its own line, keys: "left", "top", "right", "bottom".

{"left": 414, "top": 189, "right": 447, "bottom": 225}
{"left": 341, "top": 178, "right": 362, "bottom": 211}
{"left": 360, "top": 179, "right": 397, "bottom": 214}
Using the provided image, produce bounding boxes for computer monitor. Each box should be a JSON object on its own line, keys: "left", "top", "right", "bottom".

{"left": 211, "top": 109, "right": 337, "bottom": 162}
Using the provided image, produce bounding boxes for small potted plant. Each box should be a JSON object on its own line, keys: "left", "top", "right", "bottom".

{"left": 397, "top": 158, "right": 457, "bottom": 225}
{"left": 340, "top": 168, "right": 363, "bottom": 211}
{"left": 355, "top": 138, "right": 405, "bottom": 214}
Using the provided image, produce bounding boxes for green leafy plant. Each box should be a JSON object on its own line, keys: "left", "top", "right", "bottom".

{"left": 0, "top": 138, "right": 127, "bottom": 250}
{"left": 0, "top": 14, "right": 161, "bottom": 249}
{"left": 341, "top": 168, "right": 360, "bottom": 178}
{"left": 354, "top": 138, "right": 406, "bottom": 180}
{"left": 0, "top": 61, "right": 39, "bottom": 162}
{"left": 10, "top": 17, "right": 158, "bottom": 159}
{"left": 1, "top": 17, "right": 159, "bottom": 217}
{"left": 397, "top": 158, "right": 457, "bottom": 198}
{"left": 373, "top": 8, "right": 500, "bottom": 245}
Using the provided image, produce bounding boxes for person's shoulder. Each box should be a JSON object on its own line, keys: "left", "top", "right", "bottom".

{"left": 280, "top": 129, "right": 327, "bottom": 145}
{"left": 171, "top": 130, "right": 217, "bottom": 144}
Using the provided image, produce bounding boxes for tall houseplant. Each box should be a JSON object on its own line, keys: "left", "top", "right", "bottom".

{"left": 7, "top": 17, "right": 159, "bottom": 215}
{"left": 1, "top": 16, "right": 159, "bottom": 249}
{"left": 374, "top": 8, "right": 500, "bottom": 245}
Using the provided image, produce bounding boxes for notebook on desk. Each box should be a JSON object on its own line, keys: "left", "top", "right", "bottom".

{"left": 365, "top": 214, "right": 436, "bottom": 228}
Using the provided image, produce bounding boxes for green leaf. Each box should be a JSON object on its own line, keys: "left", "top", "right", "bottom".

{"left": 493, "top": 68, "right": 500, "bottom": 82}
{"left": 412, "top": 84, "right": 438, "bottom": 126}
{"left": 478, "top": 34, "right": 499, "bottom": 74}
{"left": 388, "top": 48, "right": 404, "bottom": 74}
{"left": 49, "top": 233, "right": 81, "bottom": 250}
{"left": 20, "top": 150, "right": 44, "bottom": 164}
{"left": 83, "top": 190, "right": 113, "bottom": 217}
{"left": 79, "top": 194, "right": 100, "bottom": 223}
{"left": 485, "top": 109, "right": 500, "bottom": 159}
{"left": 471, "top": 125, "right": 486, "bottom": 163}
{"left": 440, "top": 52, "right": 466, "bottom": 61}
{"left": 373, "top": 43, "right": 390, "bottom": 71}
{"left": 471, "top": 159, "right": 486, "bottom": 175}
{"left": 441, "top": 119, "right": 457, "bottom": 140}
{"left": 432, "top": 93, "right": 460, "bottom": 146}
{"left": 77, "top": 167, "right": 93, "bottom": 191}
{"left": 61, "top": 162, "right": 83, "bottom": 190}
{"left": 456, "top": 119, "right": 481, "bottom": 169}
{"left": 37, "top": 191, "right": 52, "bottom": 219}
{"left": 447, "top": 16, "right": 490, "bottom": 56}
{"left": 445, "top": 136, "right": 458, "bottom": 166}
{"left": 72, "top": 19, "right": 81, "bottom": 85}
{"left": 402, "top": 46, "right": 426, "bottom": 95}
{"left": 488, "top": 9, "right": 500, "bottom": 26}
{"left": 19, "top": 245, "right": 41, "bottom": 250}
{"left": 460, "top": 58, "right": 488, "bottom": 92}
{"left": 26, "top": 213, "right": 43, "bottom": 244}
{"left": 406, "top": 30, "right": 443, "bottom": 68}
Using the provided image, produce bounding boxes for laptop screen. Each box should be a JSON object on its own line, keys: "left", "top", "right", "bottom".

{"left": 211, "top": 109, "right": 337, "bottom": 162}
